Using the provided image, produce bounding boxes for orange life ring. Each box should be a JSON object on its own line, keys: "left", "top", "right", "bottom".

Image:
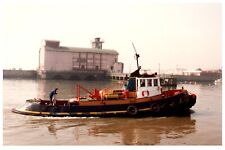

{"left": 142, "top": 90, "right": 149, "bottom": 97}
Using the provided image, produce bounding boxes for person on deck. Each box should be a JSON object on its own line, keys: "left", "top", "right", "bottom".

{"left": 49, "top": 88, "right": 58, "bottom": 105}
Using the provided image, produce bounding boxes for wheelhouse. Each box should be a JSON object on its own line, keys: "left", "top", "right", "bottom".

{"left": 126, "top": 77, "right": 162, "bottom": 98}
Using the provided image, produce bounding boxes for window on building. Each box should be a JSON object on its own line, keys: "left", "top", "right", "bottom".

{"left": 154, "top": 79, "right": 158, "bottom": 86}
{"left": 77, "top": 58, "right": 86, "bottom": 63}
{"left": 81, "top": 65, "right": 85, "bottom": 69}
{"left": 111, "top": 66, "right": 113, "bottom": 71}
{"left": 80, "top": 53, "right": 86, "bottom": 58}
{"left": 96, "top": 66, "right": 99, "bottom": 70}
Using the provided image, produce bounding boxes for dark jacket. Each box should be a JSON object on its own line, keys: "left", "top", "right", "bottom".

{"left": 49, "top": 88, "right": 58, "bottom": 99}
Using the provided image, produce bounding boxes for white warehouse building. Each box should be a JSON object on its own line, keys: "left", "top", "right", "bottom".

{"left": 38, "top": 38, "right": 124, "bottom": 80}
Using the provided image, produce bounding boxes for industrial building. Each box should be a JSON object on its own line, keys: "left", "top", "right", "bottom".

{"left": 38, "top": 38, "right": 124, "bottom": 80}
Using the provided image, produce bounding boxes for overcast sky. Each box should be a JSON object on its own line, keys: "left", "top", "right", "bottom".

{"left": 0, "top": 0, "right": 222, "bottom": 73}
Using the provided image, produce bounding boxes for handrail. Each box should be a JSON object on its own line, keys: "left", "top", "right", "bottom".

{"left": 76, "top": 84, "right": 100, "bottom": 101}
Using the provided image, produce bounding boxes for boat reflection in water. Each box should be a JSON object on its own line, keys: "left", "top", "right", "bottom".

{"left": 41, "top": 115, "right": 196, "bottom": 145}
{"left": 88, "top": 117, "right": 196, "bottom": 145}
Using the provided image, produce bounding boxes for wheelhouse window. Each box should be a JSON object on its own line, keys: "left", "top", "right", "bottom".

{"left": 140, "top": 79, "right": 146, "bottom": 87}
{"left": 154, "top": 79, "right": 158, "bottom": 86}
{"left": 147, "top": 79, "right": 152, "bottom": 86}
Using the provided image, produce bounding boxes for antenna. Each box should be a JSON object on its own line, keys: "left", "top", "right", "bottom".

{"left": 132, "top": 42, "right": 140, "bottom": 70}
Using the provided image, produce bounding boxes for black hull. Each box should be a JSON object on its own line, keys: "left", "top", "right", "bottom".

{"left": 12, "top": 92, "right": 196, "bottom": 117}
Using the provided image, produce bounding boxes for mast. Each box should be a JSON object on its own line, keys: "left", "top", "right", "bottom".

{"left": 132, "top": 42, "right": 140, "bottom": 70}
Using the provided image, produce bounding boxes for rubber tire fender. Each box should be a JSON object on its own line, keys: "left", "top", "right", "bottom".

{"left": 150, "top": 103, "right": 161, "bottom": 112}
{"left": 127, "top": 105, "right": 138, "bottom": 116}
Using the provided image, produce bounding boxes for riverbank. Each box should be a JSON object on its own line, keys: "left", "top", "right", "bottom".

{"left": 3, "top": 69, "right": 221, "bottom": 83}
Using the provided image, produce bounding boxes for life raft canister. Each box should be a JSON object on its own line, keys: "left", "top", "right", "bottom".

{"left": 142, "top": 90, "right": 149, "bottom": 97}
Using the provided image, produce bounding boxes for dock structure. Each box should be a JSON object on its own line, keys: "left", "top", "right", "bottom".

{"left": 3, "top": 69, "right": 37, "bottom": 79}
{"left": 111, "top": 72, "right": 129, "bottom": 80}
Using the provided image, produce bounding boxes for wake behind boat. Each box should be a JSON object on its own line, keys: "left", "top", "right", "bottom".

{"left": 12, "top": 44, "right": 196, "bottom": 117}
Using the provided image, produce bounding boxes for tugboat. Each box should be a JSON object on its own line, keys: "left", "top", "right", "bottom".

{"left": 12, "top": 44, "right": 196, "bottom": 117}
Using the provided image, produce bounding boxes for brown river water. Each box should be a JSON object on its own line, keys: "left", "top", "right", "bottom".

{"left": 3, "top": 79, "right": 222, "bottom": 145}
